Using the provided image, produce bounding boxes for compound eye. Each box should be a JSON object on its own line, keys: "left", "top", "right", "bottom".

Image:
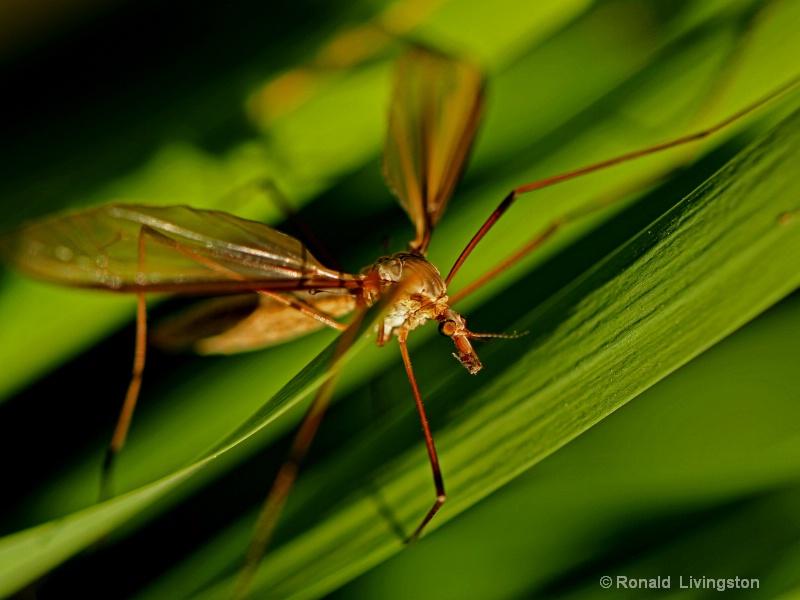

{"left": 438, "top": 319, "right": 457, "bottom": 337}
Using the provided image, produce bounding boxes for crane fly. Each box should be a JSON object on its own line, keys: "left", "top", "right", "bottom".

{"left": 2, "top": 44, "right": 799, "bottom": 599}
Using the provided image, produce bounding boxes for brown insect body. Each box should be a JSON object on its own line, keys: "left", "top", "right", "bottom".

{"left": 367, "top": 252, "right": 481, "bottom": 373}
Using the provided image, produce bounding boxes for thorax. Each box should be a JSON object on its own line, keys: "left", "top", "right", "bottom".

{"left": 363, "top": 252, "right": 450, "bottom": 337}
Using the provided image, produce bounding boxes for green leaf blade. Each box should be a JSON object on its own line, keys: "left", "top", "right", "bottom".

{"left": 175, "top": 102, "right": 800, "bottom": 600}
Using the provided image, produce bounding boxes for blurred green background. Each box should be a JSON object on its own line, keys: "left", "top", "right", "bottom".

{"left": 1, "top": 0, "right": 799, "bottom": 598}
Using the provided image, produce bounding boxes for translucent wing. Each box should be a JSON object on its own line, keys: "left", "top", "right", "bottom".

{"left": 382, "top": 46, "right": 485, "bottom": 254}
{"left": 1, "top": 204, "right": 361, "bottom": 294}
{"left": 151, "top": 291, "right": 356, "bottom": 354}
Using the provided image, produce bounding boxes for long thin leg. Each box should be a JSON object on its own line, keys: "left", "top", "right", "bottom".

{"left": 445, "top": 73, "right": 800, "bottom": 286}
{"left": 397, "top": 329, "right": 446, "bottom": 543}
{"left": 259, "top": 289, "right": 347, "bottom": 332}
{"left": 449, "top": 172, "right": 663, "bottom": 305}
{"left": 100, "top": 228, "right": 150, "bottom": 499}
{"left": 231, "top": 304, "right": 368, "bottom": 600}
{"left": 100, "top": 291, "right": 147, "bottom": 498}
{"left": 231, "top": 384, "right": 334, "bottom": 600}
